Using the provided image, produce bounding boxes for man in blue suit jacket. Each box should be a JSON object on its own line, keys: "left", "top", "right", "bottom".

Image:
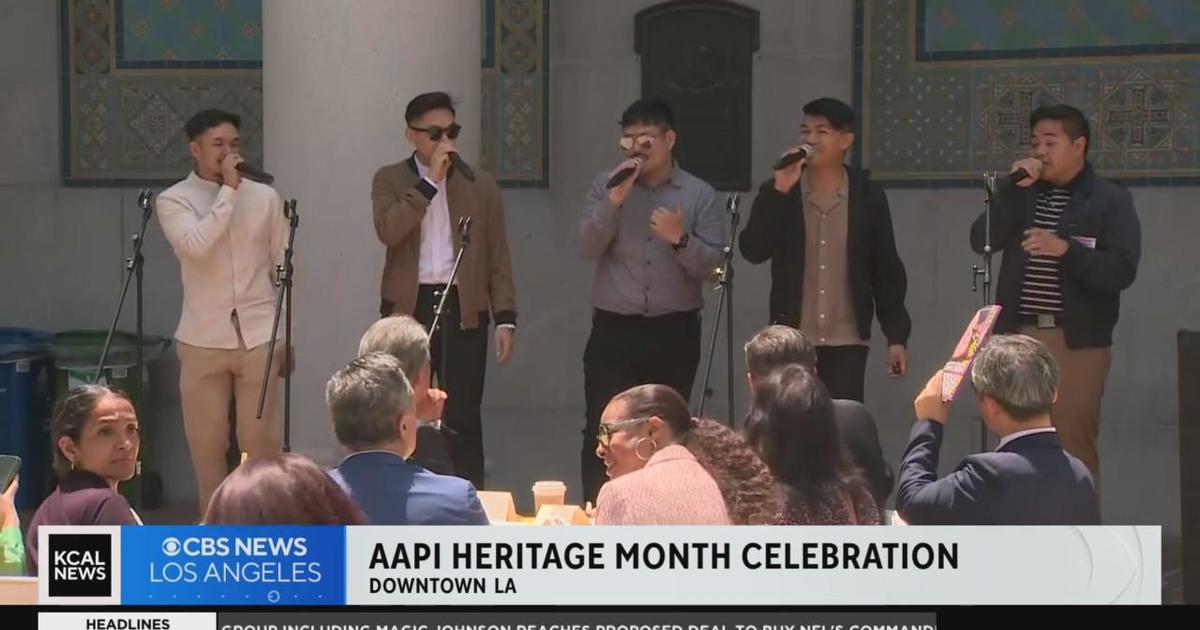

{"left": 897, "top": 334, "right": 1099, "bottom": 525}
{"left": 326, "top": 352, "right": 488, "bottom": 525}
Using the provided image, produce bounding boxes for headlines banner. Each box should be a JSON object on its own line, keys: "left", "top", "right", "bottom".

{"left": 38, "top": 611, "right": 938, "bottom": 630}
{"left": 36, "top": 525, "right": 1161, "bottom": 606}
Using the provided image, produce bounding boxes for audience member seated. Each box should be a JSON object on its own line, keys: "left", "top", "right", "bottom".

{"left": 203, "top": 452, "right": 365, "bottom": 525}
{"left": 745, "top": 325, "right": 894, "bottom": 519}
{"left": 896, "top": 335, "right": 1100, "bottom": 525}
{"left": 745, "top": 365, "right": 879, "bottom": 525}
{"left": 359, "top": 315, "right": 453, "bottom": 475}
{"left": 594, "top": 385, "right": 731, "bottom": 525}
{"left": 326, "top": 353, "right": 488, "bottom": 525}
{"left": 1, "top": 478, "right": 23, "bottom": 575}
{"left": 683, "top": 418, "right": 784, "bottom": 525}
{"left": 25, "top": 385, "right": 142, "bottom": 574}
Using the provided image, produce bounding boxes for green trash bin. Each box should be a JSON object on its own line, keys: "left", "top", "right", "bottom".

{"left": 51, "top": 330, "right": 170, "bottom": 511}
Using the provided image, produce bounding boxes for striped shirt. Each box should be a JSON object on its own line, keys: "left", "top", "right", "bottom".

{"left": 1019, "top": 188, "right": 1071, "bottom": 315}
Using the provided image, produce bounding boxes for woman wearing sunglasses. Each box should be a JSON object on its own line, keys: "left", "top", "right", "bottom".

{"left": 593, "top": 384, "right": 731, "bottom": 525}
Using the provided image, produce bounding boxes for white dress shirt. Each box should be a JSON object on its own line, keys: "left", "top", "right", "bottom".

{"left": 996, "top": 426, "right": 1057, "bottom": 451}
{"left": 155, "top": 172, "right": 287, "bottom": 350}
{"left": 413, "top": 158, "right": 455, "bottom": 285}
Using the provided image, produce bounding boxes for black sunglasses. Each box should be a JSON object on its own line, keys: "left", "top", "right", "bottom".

{"left": 408, "top": 122, "right": 462, "bottom": 141}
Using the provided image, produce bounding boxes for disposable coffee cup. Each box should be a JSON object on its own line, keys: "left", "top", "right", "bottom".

{"left": 532, "top": 480, "right": 567, "bottom": 513}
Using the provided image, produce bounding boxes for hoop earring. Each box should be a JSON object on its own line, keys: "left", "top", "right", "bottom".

{"left": 634, "top": 437, "right": 659, "bottom": 462}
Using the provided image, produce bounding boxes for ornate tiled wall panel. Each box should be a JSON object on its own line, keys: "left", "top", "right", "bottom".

{"left": 854, "top": 0, "right": 1200, "bottom": 186}
{"left": 61, "top": 0, "right": 263, "bottom": 184}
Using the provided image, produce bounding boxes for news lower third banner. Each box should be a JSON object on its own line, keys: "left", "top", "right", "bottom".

{"left": 36, "top": 525, "right": 1161, "bottom": 606}
{"left": 41, "top": 611, "right": 937, "bottom": 630}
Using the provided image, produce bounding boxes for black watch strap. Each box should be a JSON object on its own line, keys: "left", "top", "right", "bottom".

{"left": 672, "top": 232, "right": 690, "bottom": 251}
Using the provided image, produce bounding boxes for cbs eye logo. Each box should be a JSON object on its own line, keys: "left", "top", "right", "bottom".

{"left": 162, "top": 537, "right": 182, "bottom": 557}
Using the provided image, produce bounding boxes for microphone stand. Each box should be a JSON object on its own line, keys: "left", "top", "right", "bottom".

{"left": 697, "top": 193, "right": 741, "bottom": 425}
{"left": 95, "top": 190, "right": 153, "bottom": 387}
{"left": 93, "top": 189, "right": 153, "bottom": 509}
{"left": 257, "top": 199, "right": 298, "bottom": 452}
{"left": 430, "top": 216, "right": 473, "bottom": 399}
{"left": 970, "top": 171, "right": 997, "bottom": 453}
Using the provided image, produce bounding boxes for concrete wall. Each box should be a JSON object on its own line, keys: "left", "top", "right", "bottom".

{"left": 261, "top": 0, "right": 482, "bottom": 468}
{"left": 1, "top": 1, "right": 1191, "bottom": 537}
{"left": 0, "top": 0, "right": 196, "bottom": 504}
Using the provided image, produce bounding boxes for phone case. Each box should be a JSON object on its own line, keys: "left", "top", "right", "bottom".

{"left": 941, "top": 306, "right": 1002, "bottom": 402}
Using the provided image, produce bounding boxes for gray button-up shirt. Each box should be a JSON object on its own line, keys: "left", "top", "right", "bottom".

{"left": 580, "top": 164, "right": 726, "bottom": 316}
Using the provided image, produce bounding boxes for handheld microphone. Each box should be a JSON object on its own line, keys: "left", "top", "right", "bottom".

{"left": 772, "top": 144, "right": 820, "bottom": 170}
{"left": 606, "top": 157, "right": 644, "bottom": 189}
{"left": 726, "top": 192, "right": 741, "bottom": 214}
{"left": 137, "top": 189, "right": 153, "bottom": 211}
{"left": 1005, "top": 167, "right": 1035, "bottom": 186}
{"left": 235, "top": 162, "right": 275, "bottom": 185}
{"left": 448, "top": 152, "right": 476, "bottom": 182}
{"left": 772, "top": 144, "right": 815, "bottom": 171}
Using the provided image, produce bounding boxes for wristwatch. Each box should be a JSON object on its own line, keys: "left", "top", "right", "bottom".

{"left": 672, "top": 232, "right": 690, "bottom": 251}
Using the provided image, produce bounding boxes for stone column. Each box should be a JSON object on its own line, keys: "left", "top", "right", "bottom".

{"left": 263, "top": 0, "right": 481, "bottom": 461}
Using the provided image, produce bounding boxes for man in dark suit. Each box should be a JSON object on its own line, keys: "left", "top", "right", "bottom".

{"left": 744, "top": 325, "right": 894, "bottom": 519}
{"left": 325, "top": 353, "right": 488, "bottom": 526}
{"left": 897, "top": 334, "right": 1100, "bottom": 525}
{"left": 740, "top": 98, "right": 911, "bottom": 402}
{"left": 358, "top": 315, "right": 453, "bottom": 476}
{"left": 970, "top": 104, "right": 1140, "bottom": 492}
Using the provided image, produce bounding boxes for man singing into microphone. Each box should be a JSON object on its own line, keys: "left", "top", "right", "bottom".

{"left": 970, "top": 104, "right": 1140, "bottom": 491}
{"left": 740, "top": 97, "right": 911, "bottom": 402}
{"left": 578, "top": 98, "right": 727, "bottom": 502}
{"left": 370, "top": 91, "right": 517, "bottom": 490}
{"left": 156, "top": 109, "right": 288, "bottom": 516}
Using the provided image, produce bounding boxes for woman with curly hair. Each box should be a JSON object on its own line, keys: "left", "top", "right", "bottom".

{"left": 682, "top": 418, "right": 784, "bottom": 525}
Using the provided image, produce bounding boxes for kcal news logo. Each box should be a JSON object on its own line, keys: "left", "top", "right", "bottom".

{"left": 47, "top": 533, "right": 113, "bottom": 597}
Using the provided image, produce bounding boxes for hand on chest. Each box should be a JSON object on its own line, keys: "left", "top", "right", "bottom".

{"left": 621, "top": 188, "right": 694, "bottom": 239}
{"left": 1028, "top": 194, "right": 1102, "bottom": 247}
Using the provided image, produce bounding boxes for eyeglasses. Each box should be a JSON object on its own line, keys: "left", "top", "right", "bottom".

{"left": 597, "top": 417, "right": 651, "bottom": 447}
{"left": 408, "top": 122, "right": 462, "bottom": 141}
{"left": 619, "top": 134, "right": 658, "bottom": 152}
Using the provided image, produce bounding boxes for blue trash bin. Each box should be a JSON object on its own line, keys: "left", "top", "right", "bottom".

{"left": 0, "top": 327, "right": 56, "bottom": 510}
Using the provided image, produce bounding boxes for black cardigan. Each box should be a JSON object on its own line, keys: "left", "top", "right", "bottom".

{"left": 739, "top": 166, "right": 911, "bottom": 346}
{"left": 969, "top": 163, "right": 1141, "bottom": 349}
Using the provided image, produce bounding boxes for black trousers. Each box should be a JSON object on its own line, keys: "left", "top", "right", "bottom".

{"left": 582, "top": 308, "right": 701, "bottom": 503}
{"left": 410, "top": 285, "right": 490, "bottom": 490}
{"left": 815, "top": 345, "right": 870, "bottom": 402}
